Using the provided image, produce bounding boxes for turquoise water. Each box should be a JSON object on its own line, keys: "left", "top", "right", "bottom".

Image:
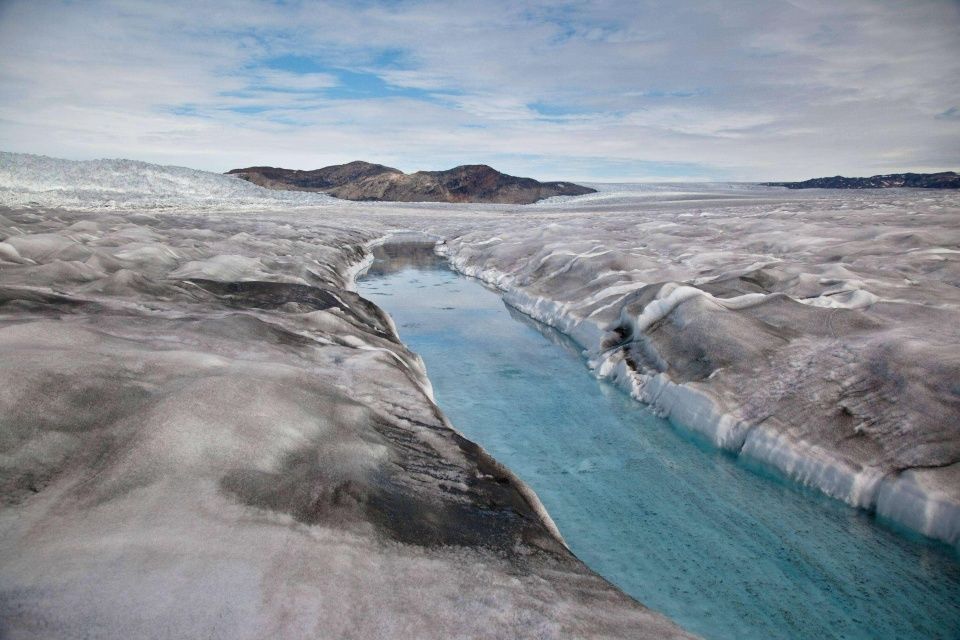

{"left": 358, "top": 251, "right": 960, "bottom": 640}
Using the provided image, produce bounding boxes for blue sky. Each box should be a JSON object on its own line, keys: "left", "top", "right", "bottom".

{"left": 0, "top": 0, "right": 958, "bottom": 181}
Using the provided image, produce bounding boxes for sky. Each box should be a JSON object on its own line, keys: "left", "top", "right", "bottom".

{"left": 0, "top": 0, "right": 958, "bottom": 181}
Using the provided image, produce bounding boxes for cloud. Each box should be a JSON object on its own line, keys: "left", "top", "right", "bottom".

{"left": 0, "top": 0, "right": 958, "bottom": 180}
{"left": 253, "top": 70, "right": 340, "bottom": 92}
{"left": 937, "top": 107, "right": 960, "bottom": 121}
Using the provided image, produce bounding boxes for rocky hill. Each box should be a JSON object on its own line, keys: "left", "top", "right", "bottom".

{"left": 227, "top": 162, "right": 596, "bottom": 204}
{"left": 226, "top": 161, "right": 401, "bottom": 191}
{"left": 766, "top": 171, "right": 959, "bottom": 189}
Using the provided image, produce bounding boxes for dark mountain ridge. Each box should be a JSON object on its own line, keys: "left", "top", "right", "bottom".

{"left": 766, "top": 171, "right": 959, "bottom": 189}
{"left": 226, "top": 162, "right": 596, "bottom": 204}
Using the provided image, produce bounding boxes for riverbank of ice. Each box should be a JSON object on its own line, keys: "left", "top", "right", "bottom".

{"left": 433, "top": 188, "right": 960, "bottom": 548}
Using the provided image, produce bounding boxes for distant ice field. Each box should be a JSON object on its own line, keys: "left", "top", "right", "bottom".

{"left": 0, "top": 152, "right": 337, "bottom": 210}
{"left": 0, "top": 151, "right": 850, "bottom": 212}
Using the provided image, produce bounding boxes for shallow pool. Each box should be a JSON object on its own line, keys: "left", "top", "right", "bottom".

{"left": 358, "top": 246, "right": 960, "bottom": 640}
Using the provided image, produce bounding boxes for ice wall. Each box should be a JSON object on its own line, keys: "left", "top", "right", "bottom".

{"left": 432, "top": 185, "right": 960, "bottom": 548}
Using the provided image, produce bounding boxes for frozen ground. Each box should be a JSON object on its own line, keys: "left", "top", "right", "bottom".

{"left": 0, "top": 152, "right": 958, "bottom": 636}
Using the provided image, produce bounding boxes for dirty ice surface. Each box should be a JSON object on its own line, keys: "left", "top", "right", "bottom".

{"left": 427, "top": 184, "right": 960, "bottom": 548}
{"left": 360, "top": 248, "right": 960, "bottom": 640}
{"left": 2, "top": 152, "right": 959, "bottom": 638}
{"left": 0, "top": 203, "right": 690, "bottom": 639}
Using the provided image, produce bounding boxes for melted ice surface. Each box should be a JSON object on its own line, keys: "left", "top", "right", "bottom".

{"left": 359, "top": 258, "right": 960, "bottom": 640}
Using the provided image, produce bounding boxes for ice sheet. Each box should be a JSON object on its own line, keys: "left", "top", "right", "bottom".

{"left": 2, "top": 152, "right": 959, "bottom": 636}
{"left": 0, "top": 198, "right": 690, "bottom": 638}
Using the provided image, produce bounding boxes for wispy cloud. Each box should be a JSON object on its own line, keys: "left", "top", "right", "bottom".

{"left": 253, "top": 69, "right": 339, "bottom": 92}
{"left": 937, "top": 107, "right": 960, "bottom": 121}
{"left": 0, "top": 0, "right": 957, "bottom": 180}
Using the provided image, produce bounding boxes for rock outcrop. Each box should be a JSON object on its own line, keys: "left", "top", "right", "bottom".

{"left": 766, "top": 171, "right": 959, "bottom": 189}
{"left": 227, "top": 162, "right": 596, "bottom": 204}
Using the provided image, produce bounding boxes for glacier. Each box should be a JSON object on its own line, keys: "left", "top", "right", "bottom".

{"left": 0, "top": 208, "right": 688, "bottom": 638}
{"left": 1, "top": 151, "right": 959, "bottom": 637}
{"left": 431, "top": 187, "right": 960, "bottom": 548}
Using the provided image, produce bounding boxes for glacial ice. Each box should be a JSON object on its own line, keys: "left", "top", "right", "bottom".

{"left": 0, "top": 173, "right": 691, "bottom": 637}
{"left": 0, "top": 152, "right": 336, "bottom": 210}
{"left": 1, "top": 152, "right": 959, "bottom": 637}
{"left": 426, "top": 183, "right": 960, "bottom": 547}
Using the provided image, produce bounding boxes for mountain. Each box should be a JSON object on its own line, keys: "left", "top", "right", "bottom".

{"left": 226, "top": 161, "right": 401, "bottom": 191}
{"left": 226, "top": 162, "right": 596, "bottom": 204}
{"left": 765, "top": 171, "right": 959, "bottom": 189}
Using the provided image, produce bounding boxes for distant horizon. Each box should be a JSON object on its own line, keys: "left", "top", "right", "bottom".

{"left": 1, "top": 1, "right": 958, "bottom": 182}
{"left": 4, "top": 148, "right": 958, "bottom": 186}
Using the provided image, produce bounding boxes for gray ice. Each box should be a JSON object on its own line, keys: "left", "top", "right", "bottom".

{"left": 1, "top": 152, "right": 959, "bottom": 638}
{"left": 0, "top": 154, "right": 691, "bottom": 639}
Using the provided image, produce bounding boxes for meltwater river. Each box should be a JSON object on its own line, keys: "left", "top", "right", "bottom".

{"left": 358, "top": 243, "right": 960, "bottom": 640}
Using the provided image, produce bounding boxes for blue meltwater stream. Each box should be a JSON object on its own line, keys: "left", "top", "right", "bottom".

{"left": 358, "top": 245, "right": 960, "bottom": 640}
